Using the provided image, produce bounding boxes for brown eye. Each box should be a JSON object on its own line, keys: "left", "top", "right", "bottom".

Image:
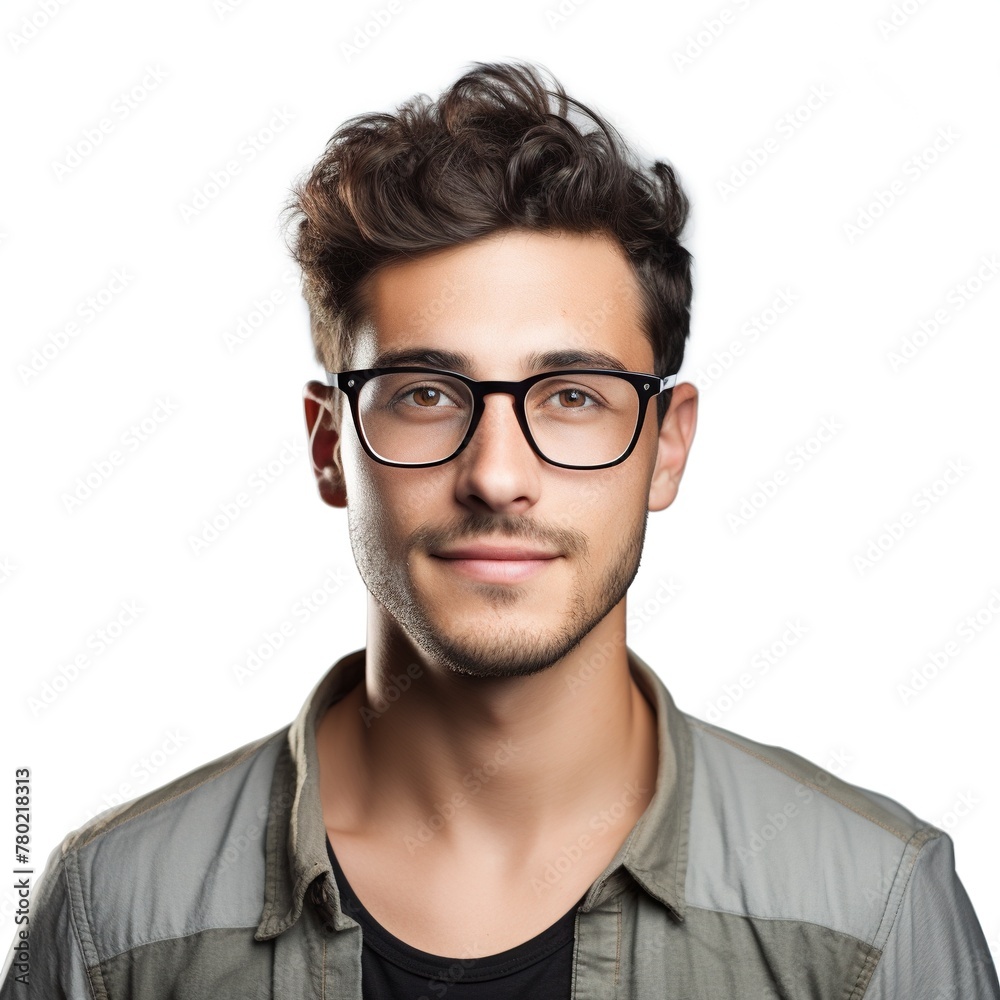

{"left": 414, "top": 387, "right": 441, "bottom": 406}
{"left": 559, "top": 388, "right": 587, "bottom": 407}
{"left": 384, "top": 379, "right": 464, "bottom": 412}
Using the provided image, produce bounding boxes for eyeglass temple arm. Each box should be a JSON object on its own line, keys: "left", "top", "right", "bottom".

{"left": 325, "top": 371, "right": 678, "bottom": 391}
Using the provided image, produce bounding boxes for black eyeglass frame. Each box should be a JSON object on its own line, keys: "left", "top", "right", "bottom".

{"left": 324, "top": 366, "right": 679, "bottom": 470}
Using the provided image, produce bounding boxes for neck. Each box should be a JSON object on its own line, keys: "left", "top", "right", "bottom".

{"left": 317, "top": 601, "right": 659, "bottom": 862}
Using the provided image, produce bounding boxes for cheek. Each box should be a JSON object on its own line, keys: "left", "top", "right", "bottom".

{"left": 637, "top": 412, "right": 662, "bottom": 466}
{"left": 341, "top": 444, "right": 393, "bottom": 537}
{"left": 557, "top": 474, "right": 644, "bottom": 542}
{"left": 568, "top": 470, "right": 642, "bottom": 512}
{"left": 345, "top": 449, "right": 449, "bottom": 538}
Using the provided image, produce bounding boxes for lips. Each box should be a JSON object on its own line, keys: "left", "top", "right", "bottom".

{"left": 433, "top": 545, "right": 559, "bottom": 560}
{"left": 437, "top": 550, "right": 556, "bottom": 584}
{"left": 431, "top": 545, "right": 560, "bottom": 584}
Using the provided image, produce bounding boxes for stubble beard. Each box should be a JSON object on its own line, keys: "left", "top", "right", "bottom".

{"left": 349, "top": 505, "right": 648, "bottom": 679}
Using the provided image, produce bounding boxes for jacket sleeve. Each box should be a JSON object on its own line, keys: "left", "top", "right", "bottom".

{"left": 864, "top": 830, "right": 999, "bottom": 998}
{"left": 0, "top": 844, "right": 96, "bottom": 1000}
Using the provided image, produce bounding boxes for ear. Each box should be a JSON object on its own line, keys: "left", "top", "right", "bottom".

{"left": 648, "top": 381, "right": 698, "bottom": 513}
{"left": 303, "top": 380, "right": 347, "bottom": 508}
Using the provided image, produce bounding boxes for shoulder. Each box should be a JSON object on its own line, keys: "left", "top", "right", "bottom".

{"left": 65, "top": 727, "right": 287, "bottom": 853}
{"left": 681, "top": 713, "right": 940, "bottom": 944}
{"left": 54, "top": 728, "right": 288, "bottom": 956}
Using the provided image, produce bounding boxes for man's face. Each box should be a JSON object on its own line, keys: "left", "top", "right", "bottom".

{"left": 324, "top": 229, "right": 686, "bottom": 679}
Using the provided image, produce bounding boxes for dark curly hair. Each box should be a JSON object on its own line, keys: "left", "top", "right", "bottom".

{"left": 284, "top": 59, "right": 693, "bottom": 425}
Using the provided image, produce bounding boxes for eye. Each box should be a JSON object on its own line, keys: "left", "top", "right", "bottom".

{"left": 395, "top": 383, "right": 462, "bottom": 408}
{"left": 551, "top": 387, "right": 594, "bottom": 408}
{"left": 539, "top": 384, "right": 603, "bottom": 410}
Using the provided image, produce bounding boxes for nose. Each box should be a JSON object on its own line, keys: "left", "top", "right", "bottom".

{"left": 452, "top": 391, "right": 542, "bottom": 514}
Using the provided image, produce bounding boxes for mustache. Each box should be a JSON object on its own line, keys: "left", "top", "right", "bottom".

{"left": 410, "top": 512, "right": 589, "bottom": 558}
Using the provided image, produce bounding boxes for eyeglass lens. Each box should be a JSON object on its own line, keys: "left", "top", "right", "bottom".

{"left": 356, "top": 372, "right": 641, "bottom": 466}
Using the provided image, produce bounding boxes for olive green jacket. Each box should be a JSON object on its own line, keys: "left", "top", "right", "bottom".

{"left": 2, "top": 647, "right": 997, "bottom": 998}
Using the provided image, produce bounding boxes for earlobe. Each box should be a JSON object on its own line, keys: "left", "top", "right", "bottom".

{"left": 303, "top": 380, "right": 347, "bottom": 508}
{"left": 648, "top": 382, "right": 698, "bottom": 513}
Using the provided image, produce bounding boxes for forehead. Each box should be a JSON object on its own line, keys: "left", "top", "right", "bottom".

{"left": 352, "top": 228, "right": 653, "bottom": 376}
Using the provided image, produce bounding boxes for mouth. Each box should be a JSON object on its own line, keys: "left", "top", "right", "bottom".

{"left": 432, "top": 553, "right": 558, "bottom": 583}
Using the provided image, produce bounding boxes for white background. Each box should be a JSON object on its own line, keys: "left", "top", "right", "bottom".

{"left": 2, "top": 0, "right": 998, "bottom": 965}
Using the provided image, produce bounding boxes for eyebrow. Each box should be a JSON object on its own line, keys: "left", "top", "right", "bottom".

{"left": 368, "top": 347, "right": 632, "bottom": 374}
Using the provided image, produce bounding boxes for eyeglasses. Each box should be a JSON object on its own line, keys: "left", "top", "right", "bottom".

{"left": 324, "top": 366, "right": 678, "bottom": 470}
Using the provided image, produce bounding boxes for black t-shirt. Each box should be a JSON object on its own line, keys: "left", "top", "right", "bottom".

{"left": 326, "top": 837, "right": 581, "bottom": 999}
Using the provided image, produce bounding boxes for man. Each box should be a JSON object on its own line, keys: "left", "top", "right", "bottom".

{"left": 3, "top": 60, "right": 997, "bottom": 999}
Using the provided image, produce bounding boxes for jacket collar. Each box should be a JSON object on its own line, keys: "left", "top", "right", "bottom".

{"left": 256, "top": 648, "right": 367, "bottom": 940}
{"left": 256, "top": 645, "right": 692, "bottom": 939}
{"left": 582, "top": 647, "right": 693, "bottom": 921}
